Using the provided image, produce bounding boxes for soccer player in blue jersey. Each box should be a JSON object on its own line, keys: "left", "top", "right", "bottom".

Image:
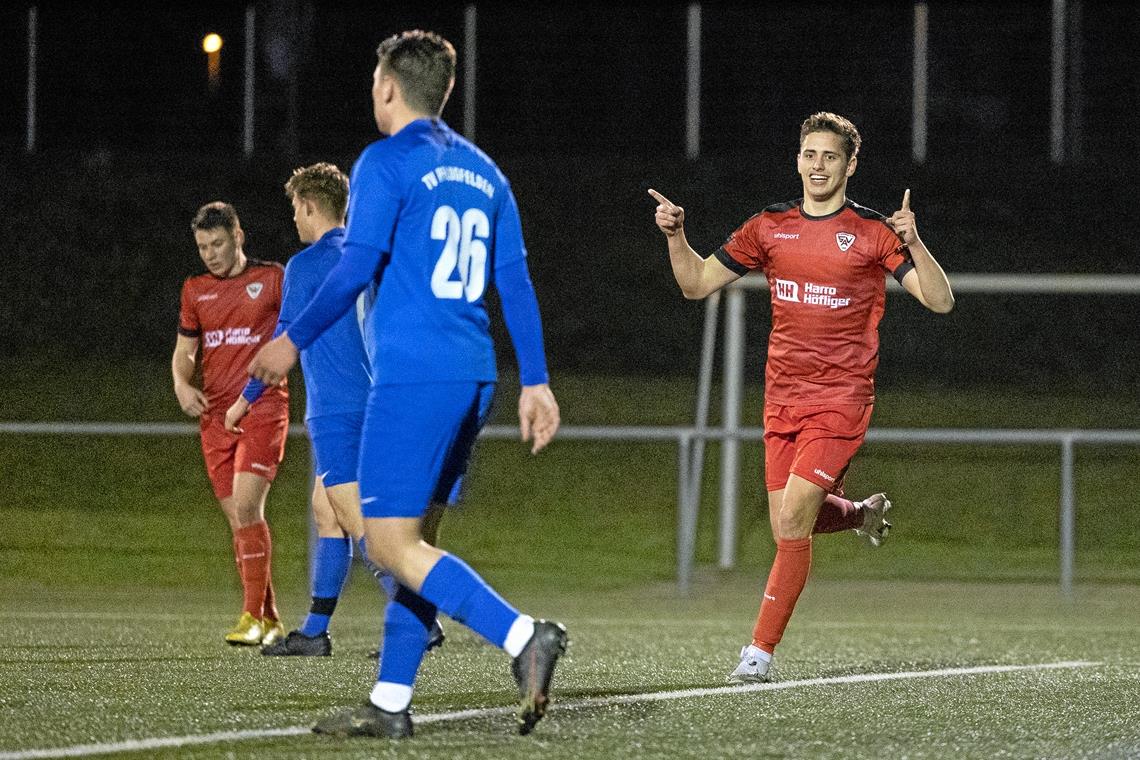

{"left": 228, "top": 163, "right": 444, "bottom": 657}
{"left": 250, "top": 30, "right": 566, "bottom": 738}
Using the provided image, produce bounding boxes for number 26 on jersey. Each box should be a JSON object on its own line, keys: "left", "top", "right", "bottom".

{"left": 431, "top": 205, "right": 488, "bottom": 302}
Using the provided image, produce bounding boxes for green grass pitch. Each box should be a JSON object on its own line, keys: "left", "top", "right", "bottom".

{"left": 1, "top": 364, "right": 1139, "bottom": 756}
{"left": 2, "top": 579, "right": 1139, "bottom": 758}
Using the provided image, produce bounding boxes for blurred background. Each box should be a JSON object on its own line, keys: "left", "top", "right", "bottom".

{"left": 1, "top": 1, "right": 1138, "bottom": 592}
{"left": 2, "top": 0, "right": 1138, "bottom": 388}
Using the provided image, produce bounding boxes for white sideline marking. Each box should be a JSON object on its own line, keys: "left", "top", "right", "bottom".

{"left": 0, "top": 661, "right": 1098, "bottom": 759}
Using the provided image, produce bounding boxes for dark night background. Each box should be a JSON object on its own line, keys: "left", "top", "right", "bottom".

{"left": 1, "top": 1, "right": 1138, "bottom": 391}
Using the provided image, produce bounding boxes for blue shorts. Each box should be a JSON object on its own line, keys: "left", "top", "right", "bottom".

{"left": 308, "top": 411, "right": 365, "bottom": 488}
{"left": 359, "top": 381, "right": 495, "bottom": 518}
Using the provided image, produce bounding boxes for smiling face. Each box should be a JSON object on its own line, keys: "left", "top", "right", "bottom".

{"left": 193, "top": 226, "right": 243, "bottom": 277}
{"left": 796, "top": 130, "right": 857, "bottom": 210}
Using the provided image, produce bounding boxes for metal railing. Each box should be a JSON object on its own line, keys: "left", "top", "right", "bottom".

{"left": 3, "top": 419, "right": 1136, "bottom": 596}
{"left": 699, "top": 273, "right": 1140, "bottom": 589}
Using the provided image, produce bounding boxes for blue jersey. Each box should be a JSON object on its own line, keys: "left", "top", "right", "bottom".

{"left": 286, "top": 118, "right": 548, "bottom": 388}
{"left": 349, "top": 119, "right": 527, "bottom": 383}
{"left": 280, "top": 228, "right": 372, "bottom": 420}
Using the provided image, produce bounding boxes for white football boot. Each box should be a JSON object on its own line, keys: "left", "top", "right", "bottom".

{"left": 854, "top": 492, "right": 892, "bottom": 548}
{"left": 727, "top": 644, "right": 773, "bottom": 683}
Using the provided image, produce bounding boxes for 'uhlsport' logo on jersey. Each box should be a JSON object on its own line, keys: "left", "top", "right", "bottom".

{"left": 773, "top": 232, "right": 800, "bottom": 240}
{"left": 246, "top": 282, "right": 263, "bottom": 299}
{"left": 775, "top": 280, "right": 852, "bottom": 309}
{"left": 835, "top": 232, "right": 856, "bottom": 252}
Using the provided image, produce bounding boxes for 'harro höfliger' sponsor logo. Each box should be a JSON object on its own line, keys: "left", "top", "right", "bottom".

{"left": 775, "top": 279, "right": 800, "bottom": 302}
{"left": 204, "top": 327, "right": 262, "bottom": 349}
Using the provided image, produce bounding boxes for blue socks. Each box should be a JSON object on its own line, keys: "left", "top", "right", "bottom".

{"left": 377, "top": 585, "right": 439, "bottom": 687}
{"left": 299, "top": 537, "right": 352, "bottom": 637}
{"left": 418, "top": 554, "right": 518, "bottom": 648}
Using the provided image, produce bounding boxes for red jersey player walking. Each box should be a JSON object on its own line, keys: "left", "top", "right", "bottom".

{"left": 172, "top": 201, "right": 289, "bottom": 647}
{"left": 649, "top": 112, "right": 954, "bottom": 681}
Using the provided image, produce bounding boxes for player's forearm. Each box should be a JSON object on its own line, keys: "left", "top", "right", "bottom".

{"left": 242, "top": 321, "right": 288, "bottom": 403}
{"left": 666, "top": 232, "right": 712, "bottom": 300}
{"left": 908, "top": 238, "right": 955, "bottom": 313}
{"left": 171, "top": 351, "right": 197, "bottom": 391}
{"left": 497, "top": 258, "right": 550, "bottom": 386}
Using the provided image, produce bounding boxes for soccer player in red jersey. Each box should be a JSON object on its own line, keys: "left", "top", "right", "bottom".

{"left": 649, "top": 112, "right": 954, "bottom": 681}
{"left": 172, "top": 201, "right": 290, "bottom": 647}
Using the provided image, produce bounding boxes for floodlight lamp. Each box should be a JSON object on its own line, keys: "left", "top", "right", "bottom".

{"left": 202, "top": 33, "right": 223, "bottom": 54}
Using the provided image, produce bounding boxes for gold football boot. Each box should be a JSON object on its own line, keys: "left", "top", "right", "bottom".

{"left": 225, "top": 612, "right": 264, "bottom": 646}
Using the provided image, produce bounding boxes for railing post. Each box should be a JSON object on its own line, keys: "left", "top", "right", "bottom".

{"left": 719, "top": 287, "right": 745, "bottom": 569}
{"left": 1060, "top": 436, "right": 1075, "bottom": 597}
{"left": 677, "top": 433, "right": 695, "bottom": 592}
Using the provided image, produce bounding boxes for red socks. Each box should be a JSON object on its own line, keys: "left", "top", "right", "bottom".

{"left": 813, "top": 494, "right": 863, "bottom": 534}
{"left": 234, "top": 521, "right": 273, "bottom": 618}
{"left": 751, "top": 536, "right": 813, "bottom": 654}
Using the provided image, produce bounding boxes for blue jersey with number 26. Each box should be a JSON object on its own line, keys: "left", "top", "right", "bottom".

{"left": 345, "top": 118, "right": 527, "bottom": 384}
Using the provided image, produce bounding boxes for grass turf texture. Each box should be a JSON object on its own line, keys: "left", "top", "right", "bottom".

{"left": 2, "top": 363, "right": 1139, "bottom": 756}
{"left": 2, "top": 581, "right": 1138, "bottom": 758}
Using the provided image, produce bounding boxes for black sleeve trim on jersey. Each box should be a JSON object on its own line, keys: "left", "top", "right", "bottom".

{"left": 892, "top": 260, "right": 915, "bottom": 284}
{"left": 763, "top": 199, "right": 799, "bottom": 214}
{"left": 713, "top": 246, "right": 751, "bottom": 276}
{"left": 177, "top": 326, "right": 200, "bottom": 338}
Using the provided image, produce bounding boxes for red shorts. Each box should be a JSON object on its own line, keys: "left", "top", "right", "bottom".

{"left": 199, "top": 399, "right": 289, "bottom": 500}
{"left": 763, "top": 403, "right": 873, "bottom": 494}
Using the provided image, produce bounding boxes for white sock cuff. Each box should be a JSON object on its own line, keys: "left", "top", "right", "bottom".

{"left": 745, "top": 644, "right": 773, "bottom": 663}
{"left": 370, "top": 681, "right": 413, "bottom": 713}
{"left": 502, "top": 614, "right": 536, "bottom": 658}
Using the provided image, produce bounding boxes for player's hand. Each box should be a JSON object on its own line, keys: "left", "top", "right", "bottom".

{"left": 174, "top": 382, "right": 208, "bottom": 418}
{"left": 519, "top": 383, "right": 560, "bottom": 455}
{"left": 887, "top": 188, "right": 919, "bottom": 246}
{"left": 248, "top": 333, "right": 298, "bottom": 385}
{"left": 648, "top": 189, "right": 685, "bottom": 237}
{"left": 224, "top": 397, "right": 250, "bottom": 434}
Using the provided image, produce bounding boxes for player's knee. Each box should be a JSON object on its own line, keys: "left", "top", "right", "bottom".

{"left": 777, "top": 504, "right": 817, "bottom": 539}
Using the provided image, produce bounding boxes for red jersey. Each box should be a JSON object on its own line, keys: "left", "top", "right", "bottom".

{"left": 714, "top": 199, "right": 913, "bottom": 405}
{"left": 178, "top": 259, "right": 288, "bottom": 417}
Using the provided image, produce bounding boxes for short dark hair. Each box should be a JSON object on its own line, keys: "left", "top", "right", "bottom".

{"left": 376, "top": 30, "right": 456, "bottom": 116}
{"left": 799, "top": 112, "right": 862, "bottom": 159}
{"left": 191, "top": 201, "right": 240, "bottom": 233}
{"left": 284, "top": 163, "right": 349, "bottom": 221}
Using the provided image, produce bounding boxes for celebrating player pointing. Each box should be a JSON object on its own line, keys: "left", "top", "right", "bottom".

{"left": 650, "top": 112, "right": 953, "bottom": 682}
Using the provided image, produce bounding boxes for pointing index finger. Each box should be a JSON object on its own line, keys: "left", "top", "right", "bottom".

{"left": 902, "top": 188, "right": 911, "bottom": 211}
{"left": 648, "top": 188, "right": 674, "bottom": 208}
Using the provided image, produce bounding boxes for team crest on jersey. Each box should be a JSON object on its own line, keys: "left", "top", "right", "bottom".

{"left": 835, "top": 232, "right": 856, "bottom": 252}
{"left": 246, "top": 282, "right": 264, "bottom": 300}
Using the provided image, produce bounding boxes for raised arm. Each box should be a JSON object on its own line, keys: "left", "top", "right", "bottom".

{"left": 889, "top": 189, "right": 954, "bottom": 314}
{"left": 171, "top": 334, "right": 208, "bottom": 417}
{"left": 648, "top": 188, "right": 741, "bottom": 300}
